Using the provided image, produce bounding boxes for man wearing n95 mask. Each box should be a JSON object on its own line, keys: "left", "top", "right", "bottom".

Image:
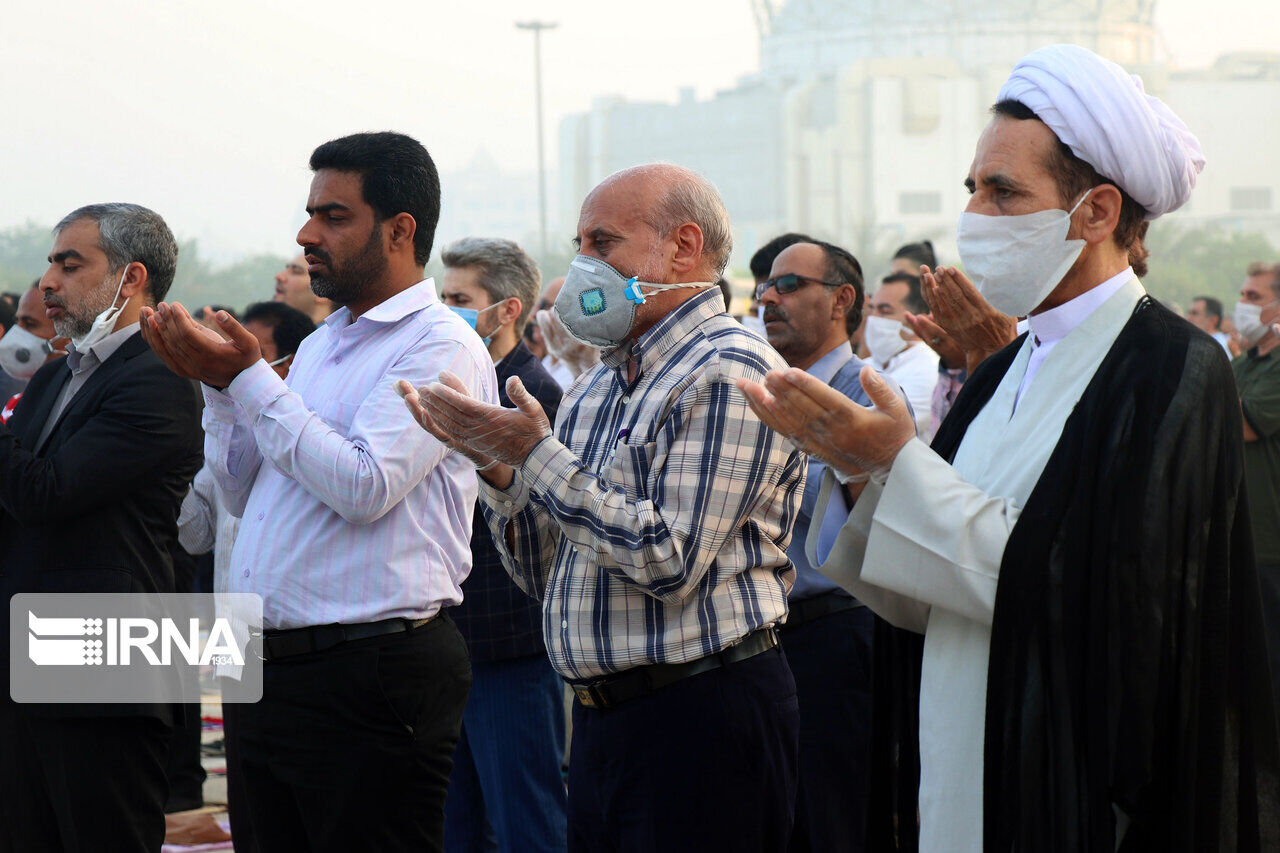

{"left": 402, "top": 164, "right": 806, "bottom": 851}
{"left": 0, "top": 282, "right": 68, "bottom": 423}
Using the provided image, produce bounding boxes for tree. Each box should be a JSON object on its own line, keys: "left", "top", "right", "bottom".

{"left": 1143, "top": 223, "right": 1278, "bottom": 313}
{"left": 0, "top": 222, "right": 287, "bottom": 314}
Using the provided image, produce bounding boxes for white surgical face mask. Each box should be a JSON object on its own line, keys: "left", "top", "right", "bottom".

{"left": 0, "top": 325, "right": 56, "bottom": 380}
{"left": 864, "top": 315, "right": 909, "bottom": 366}
{"left": 555, "top": 254, "right": 713, "bottom": 348}
{"left": 1234, "top": 301, "right": 1276, "bottom": 346}
{"left": 71, "top": 265, "right": 130, "bottom": 351}
{"left": 956, "top": 190, "right": 1093, "bottom": 317}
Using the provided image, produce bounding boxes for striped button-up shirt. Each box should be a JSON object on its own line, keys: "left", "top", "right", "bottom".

{"left": 203, "top": 279, "right": 498, "bottom": 630}
{"left": 479, "top": 287, "right": 806, "bottom": 680}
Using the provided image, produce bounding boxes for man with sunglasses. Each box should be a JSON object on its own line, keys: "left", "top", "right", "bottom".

{"left": 759, "top": 239, "right": 908, "bottom": 851}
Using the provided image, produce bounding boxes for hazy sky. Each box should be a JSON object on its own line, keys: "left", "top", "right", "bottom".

{"left": 2, "top": 0, "right": 1276, "bottom": 260}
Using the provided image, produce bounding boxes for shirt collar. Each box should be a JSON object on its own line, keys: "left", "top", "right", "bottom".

{"left": 601, "top": 287, "right": 724, "bottom": 374}
{"left": 1027, "top": 267, "right": 1135, "bottom": 347}
{"left": 66, "top": 322, "right": 140, "bottom": 374}
{"left": 323, "top": 278, "right": 438, "bottom": 329}
{"left": 805, "top": 340, "right": 855, "bottom": 385}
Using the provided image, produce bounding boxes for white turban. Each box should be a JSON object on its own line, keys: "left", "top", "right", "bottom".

{"left": 997, "top": 44, "right": 1205, "bottom": 220}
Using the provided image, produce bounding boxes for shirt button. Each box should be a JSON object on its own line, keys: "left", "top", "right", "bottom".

{"left": 257, "top": 512, "right": 265, "bottom": 520}
{"left": 334, "top": 356, "right": 342, "bottom": 364}
{"left": 503, "top": 500, "right": 512, "bottom": 508}
{"left": 242, "top": 569, "right": 250, "bottom": 578}
{"left": 621, "top": 395, "right": 630, "bottom": 403}
{"left": 561, "top": 620, "right": 568, "bottom": 629}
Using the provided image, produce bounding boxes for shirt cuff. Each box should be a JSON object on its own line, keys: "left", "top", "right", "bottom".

{"left": 478, "top": 465, "right": 532, "bottom": 516}
{"left": 200, "top": 383, "right": 240, "bottom": 430}
{"left": 519, "top": 435, "right": 580, "bottom": 501}
{"left": 225, "top": 359, "right": 290, "bottom": 422}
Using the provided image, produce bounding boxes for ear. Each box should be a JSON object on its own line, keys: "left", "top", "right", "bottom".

{"left": 1076, "top": 184, "right": 1123, "bottom": 247}
{"left": 499, "top": 296, "right": 523, "bottom": 327}
{"left": 119, "top": 261, "right": 149, "bottom": 301}
{"left": 386, "top": 212, "right": 419, "bottom": 261}
{"left": 668, "top": 222, "right": 706, "bottom": 277}
{"left": 830, "top": 283, "right": 856, "bottom": 322}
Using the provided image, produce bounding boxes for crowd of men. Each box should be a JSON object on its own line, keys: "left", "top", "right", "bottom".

{"left": 0, "top": 42, "right": 1278, "bottom": 853}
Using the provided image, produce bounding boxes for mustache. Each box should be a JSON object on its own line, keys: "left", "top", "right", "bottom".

{"left": 762, "top": 306, "right": 787, "bottom": 323}
{"left": 43, "top": 295, "right": 67, "bottom": 310}
{"left": 305, "top": 248, "right": 333, "bottom": 267}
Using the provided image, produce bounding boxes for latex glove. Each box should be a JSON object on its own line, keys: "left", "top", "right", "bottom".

{"left": 398, "top": 371, "right": 552, "bottom": 469}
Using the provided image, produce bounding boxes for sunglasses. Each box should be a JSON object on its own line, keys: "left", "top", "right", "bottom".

{"left": 755, "top": 273, "right": 841, "bottom": 301}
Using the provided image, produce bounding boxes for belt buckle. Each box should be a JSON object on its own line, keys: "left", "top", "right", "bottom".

{"left": 573, "top": 683, "right": 604, "bottom": 709}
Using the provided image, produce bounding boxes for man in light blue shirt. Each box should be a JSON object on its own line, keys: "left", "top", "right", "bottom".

{"left": 759, "top": 239, "right": 906, "bottom": 852}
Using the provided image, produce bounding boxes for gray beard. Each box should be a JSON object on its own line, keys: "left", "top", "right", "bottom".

{"left": 52, "top": 274, "right": 118, "bottom": 340}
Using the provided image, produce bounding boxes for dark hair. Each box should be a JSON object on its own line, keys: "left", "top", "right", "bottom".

{"left": 892, "top": 240, "right": 936, "bottom": 270}
{"left": 0, "top": 297, "right": 14, "bottom": 333}
{"left": 1194, "top": 295, "right": 1224, "bottom": 324}
{"left": 716, "top": 277, "right": 733, "bottom": 312}
{"left": 54, "top": 203, "right": 180, "bottom": 302}
{"left": 750, "top": 232, "right": 814, "bottom": 284}
{"left": 808, "top": 240, "right": 865, "bottom": 335}
{"left": 309, "top": 132, "right": 441, "bottom": 267}
{"left": 992, "top": 99, "right": 1150, "bottom": 277}
{"left": 880, "top": 271, "right": 928, "bottom": 314}
{"left": 195, "top": 304, "right": 238, "bottom": 322}
{"left": 241, "top": 301, "right": 317, "bottom": 357}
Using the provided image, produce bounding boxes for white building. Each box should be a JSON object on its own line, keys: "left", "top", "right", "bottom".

{"left": 557, "top": 0, "right": 1280, "bottom": 271}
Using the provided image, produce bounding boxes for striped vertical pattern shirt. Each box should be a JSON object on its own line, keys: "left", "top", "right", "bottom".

{"left": 203, "top": 279, "right": 498, "bottom": 630}
{"left": 479, "top": 287, "right": 806, "bottom": 680}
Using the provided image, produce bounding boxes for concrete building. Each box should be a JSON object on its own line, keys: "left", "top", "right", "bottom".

{"left": 557, "top": 0, "right": 1280, "bottom": 272}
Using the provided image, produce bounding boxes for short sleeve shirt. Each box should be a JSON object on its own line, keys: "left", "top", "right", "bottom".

{"left": 1233, "top": 347, "right": 1280, "bottom": 563}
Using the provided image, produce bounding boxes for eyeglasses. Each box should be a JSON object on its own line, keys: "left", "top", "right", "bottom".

{"left": 755, "top": 273, "right": 841, "bottom": 301}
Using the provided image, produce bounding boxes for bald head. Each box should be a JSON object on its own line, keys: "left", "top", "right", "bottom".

{"left": 579, "top": 164, "right": 732, "bottom": 281}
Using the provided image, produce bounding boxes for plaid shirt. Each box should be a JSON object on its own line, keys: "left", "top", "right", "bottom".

{"left": 479, "top": 288, "right": 805, "bottom": 680}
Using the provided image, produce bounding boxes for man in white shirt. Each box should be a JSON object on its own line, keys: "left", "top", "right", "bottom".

{"left": 741, "top": 44, "right": 1277, "bottom": 851}
{"left": 142, "top": 131, "right": 498, "bottom": 853}
{"left": 863, "top": 271, "right": 938, "bottom": 436}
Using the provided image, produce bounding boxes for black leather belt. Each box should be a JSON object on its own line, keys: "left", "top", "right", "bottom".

{"left": 261, "top": 615, "right": 437, "bottom": 662}
{"left": 784, "top": 590, "right": 861, "bottom": 628}
{"left": 568, "top": 627, "right": 779, "bottom": 710}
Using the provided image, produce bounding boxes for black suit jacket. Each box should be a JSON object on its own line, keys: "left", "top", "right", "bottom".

{"left": 0, "top": 331, "right": 203, "bottom": 719}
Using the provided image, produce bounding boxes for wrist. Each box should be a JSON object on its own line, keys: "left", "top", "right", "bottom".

{"left": 480, "top": 463, "right": 514, "bottom": 490}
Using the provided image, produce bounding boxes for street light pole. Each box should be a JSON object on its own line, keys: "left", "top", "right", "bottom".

{"left": 516, "top": 20, "right": 557, "bottom": 259}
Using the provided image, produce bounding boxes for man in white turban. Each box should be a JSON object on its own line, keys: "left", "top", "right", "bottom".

{"left": 741, "top": 44, "right": 1279, "bottom": 852}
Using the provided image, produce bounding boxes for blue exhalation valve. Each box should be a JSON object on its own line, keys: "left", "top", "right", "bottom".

{"left": 624, "top": 278, "right": 646, "bottom": 305}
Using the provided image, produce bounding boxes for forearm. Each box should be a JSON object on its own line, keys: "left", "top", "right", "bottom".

{"left": 225, "top": 358, "right": 465, "bottom": 525}
{"left": 807, "top": 472, "right": 931, "bottom": 633}
{"left": 479, "top": 471, "right": 556, "bottom": 599}
{"left": 519, "top": 426, "right": 794, "bottom": 605}
{"left": 201, "top": 385, "right": 262, "bottom": 516}
{"left": 861, "top": 437, "right": 1019, "bottom": 626}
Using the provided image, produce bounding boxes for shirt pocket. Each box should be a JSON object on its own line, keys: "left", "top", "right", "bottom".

{"left": 606, "top": 440, "right": 657, "bottom": 502}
